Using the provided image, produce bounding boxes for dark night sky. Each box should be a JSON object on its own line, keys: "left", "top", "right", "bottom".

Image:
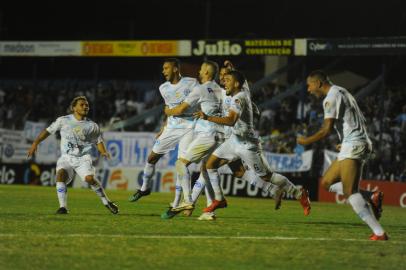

{"left": 1, "top": 0, "right": 406, "bottom": 40}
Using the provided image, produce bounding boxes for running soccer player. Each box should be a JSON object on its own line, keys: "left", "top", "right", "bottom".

{"left": 195, "top": 70, "right": 311, "bottom": 216}
{"left": 27, "top": 96, "right": 119, "bottom": 214}
{"left": 297, "top": 70, "right": 388, "bottom": 240}
{"left": 129, "top": 58, "right": 198, "bottom": 209}
{"left": 159, "top": 60, "right": 224, "bottom": 218}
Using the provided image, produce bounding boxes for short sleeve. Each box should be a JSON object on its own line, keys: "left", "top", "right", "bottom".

{"left": 184, "top": 86, "right": 201, "bottom": 107}
{"left": 92, "top": 124, "right": 103, "bottom": 144}
{"left": 323, "top": 94, "right": 339, "bottom": 119}
{"left": 230, "top": 96, "right": 243, "bottom": 116}
{"left": 46, "top": 117, "right": 63, "bottom": 134}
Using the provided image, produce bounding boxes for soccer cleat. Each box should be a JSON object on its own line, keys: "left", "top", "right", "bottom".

{"left": 203, "top": 199, "right": 227, "bottom": 213}
{"left": 299, "top": 188, "right": 311, "bottom": 216}
{"left": 161, "top": 208, "right": 181, "bottom": 219}
{"left": 198, "top": 212, "right": 216, "bottom": 221}
{"left": 171, "top": 201, "right": 194, "bottom": 212}
{"left": 369, "top": 191, "right": 384, "bottom": 220}
{"left": 56, "top": 207, "right": 68, "bottom": 214}
{"left": 105, "top": 201, "right": 119, "bottom": 214}
{"left": 129, "top": 189, "right": 151, "bottom": 202}
{"left": 274, "top": 190, "right": 285, "bottom": 210}
{"left": 369, "top": 233, "right": 389, "bottom": 241}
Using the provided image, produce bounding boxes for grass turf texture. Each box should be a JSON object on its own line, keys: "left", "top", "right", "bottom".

{"left": 0, "top": 185, "right": 405, "bottom": 270}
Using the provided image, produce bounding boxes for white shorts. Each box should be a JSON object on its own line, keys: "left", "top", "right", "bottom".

{"left": 212, "top": 137, "right": 271, "bottom": 176}
{"left": 152, "top": 127, "right": 194, "bottom": 158}
{"left": 181, "top": 132, "right": 222, "bottom": 163}
{"left": 56, "top": 154, "right": 95, "bottom": 184}
{"left": 338, "top": 142, "right": 372, "bottom": 161}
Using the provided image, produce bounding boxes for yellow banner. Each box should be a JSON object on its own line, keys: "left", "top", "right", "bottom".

{"left": 81, "top": 41, "right": 182, "bottom": 56}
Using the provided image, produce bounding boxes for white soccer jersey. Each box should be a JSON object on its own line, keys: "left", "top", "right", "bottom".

{"left": 323, "top": 85, "right": 371, "bottom": 145}
{"left": 46, "top": 115, "right": 103, "bottom": 157}
{"left": 229, "top": 90, "right": 257, "bottom": 141}
{"left": 159, "top": 77, "right": 199, "bottom": 129}
{"left": 185, "top": 80, "right": 223, "bottom": 134}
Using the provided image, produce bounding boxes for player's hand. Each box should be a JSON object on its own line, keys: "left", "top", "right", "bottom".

{"left": 100, "top": 152, "right": 111, "bottom": 160}
{"left": 224, "top": 60, "right": 234, "bottom": 70}
{"left": 335, "top": 144, "right": 341, "bottom": 151}
{"left": 193, "top": 111, "right": 205, "bottom": 119}
{"left": 27, "top": 144, "right": 38, "bottom": 159}
{"left": 296, "top": 136, "right": 308, "bottom": 145}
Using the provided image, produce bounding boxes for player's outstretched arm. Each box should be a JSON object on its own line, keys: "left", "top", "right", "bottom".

{"left": 194, "top": 110, "right": 239, "bottom": 126}
{"left": 97, "top": 142, "right": 111, "bottom": 159}
{"left": 27, "top": 129, "right": 51, "bottom": 158}
{"left": 297, "top": 118, "right": 334, "bottom": 145}
{"left": 164, "top": 103, "right": 190, "bottom": 116}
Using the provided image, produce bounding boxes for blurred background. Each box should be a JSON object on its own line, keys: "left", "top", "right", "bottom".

{"left": 1, "top": 0, "right": 406, "bottom": 204}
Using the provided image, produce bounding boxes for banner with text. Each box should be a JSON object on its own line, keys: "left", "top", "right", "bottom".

{"left": 82, "top": 40, "right": 191, "bottom": 57}
{"left": 191, "top": 39, "right": 294, "bottom": 56}
{"left": 0, "top": 41, "right": 81, "bottom": 56}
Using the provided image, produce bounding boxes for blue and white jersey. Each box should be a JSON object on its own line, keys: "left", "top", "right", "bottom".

{"left": 229, "top": 90, "right": 258, "bottom": 143}
{"left": 46, "top": 115, "right": 103, "bottom": 157}
{"left": 185, "top": 80, "right": 224, "bottom": 135}
{"left": 323, "top": 85, "right": 371, "bottom": 145}
{"left": 222, "top": 80, "right": 251, "bottom": 138}
{"left": 159, "top": 77, "right": 199, "bottom": 129}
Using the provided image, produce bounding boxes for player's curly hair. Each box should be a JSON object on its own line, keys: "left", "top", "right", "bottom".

{"left": 70, "top": 96, "right": 88, "bottom": 112}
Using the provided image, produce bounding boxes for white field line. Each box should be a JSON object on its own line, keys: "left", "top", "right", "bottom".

{"left": 0, "top": 234, "right": 402, "bottom": 243}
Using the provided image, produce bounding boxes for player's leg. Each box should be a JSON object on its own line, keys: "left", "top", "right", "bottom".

{"left": 204, "top": 154, "right": 229, "bottom": 212}
{"left": 76, "top": 155, "right": 119, "bottom": 214}
{"left": 340, "top": 159, "right": 387, "bottom": 240}
{"left": 55, "top": 156, "right": 74, "bottom": 214}
{"left": 229, "top": 159, "right": 275, "bottom": 194}
{"left": 55, "top": 169, "right": 69, "bottom": 214}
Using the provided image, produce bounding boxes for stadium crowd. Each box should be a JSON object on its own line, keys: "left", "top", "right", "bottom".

{"left": 0, "top": 78, "right": 405, "bottom": 182}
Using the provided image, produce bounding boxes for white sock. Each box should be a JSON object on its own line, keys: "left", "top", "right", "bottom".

{"left": 90, "top": 180, "right": 109, "bottom": 205}
{"left": 172, "top": 176, "right": 182, "bottom": 207}
{"left": 270, "top": 173, "right": 301, "bottom": 199}
{"left": 191, "top": 174, "right": 206, "bottom": 204}
{"left": 176, "top": 161, "right": 192, "bottom": 204}
{"left": 348, "top": 193, "right": 385, "bottom": 236}
{"left": 141, "top": 163, "right": 155, "bottom": 191}
{"left": 242, "top": 170, "right": 272, "bottom": 191}
{"left": 329, "top": 182, "right": 344, "bottom": 195}
{"left": 207, "top": 168, "right": 223, "bottom": 201}
{"left": 56, "top": 182, "right": 67, "bottom": 208}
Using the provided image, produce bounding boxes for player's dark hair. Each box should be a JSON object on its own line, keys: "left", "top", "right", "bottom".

{"left": 163, "top": 58, "right": 180, "bottom": 69}
{"left": 203, "top": 60, "right": 219, "bottom": 80}
{"left": 228, "top": 70, "right": 246, "bottom": 89}
{"left": 70, "top": 96, "right": 88, "bottom": 112}
{"left": 308, "top": 70, "right": 331, "bottom": 84}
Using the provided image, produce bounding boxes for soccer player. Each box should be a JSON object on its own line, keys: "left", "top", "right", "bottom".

{"left": 297, "top": 70, "right": 388, "bottom": 240}
{"left": 159, "top": 60, "right": 224, "bottom": 218}
{"left": 195, "top": 70, "right": 311, "bottom": 216}
{"left": 129, "top": 58, "right": 198, "bottom": 209}
{"left": 27, "top": 96, "right": 119, "bottom": 214}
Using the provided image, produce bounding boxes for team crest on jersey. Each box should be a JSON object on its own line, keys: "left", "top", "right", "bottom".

{"left": 207, "top": 87, "right": 213, "bottom": 93}
{"left": 73, "top": 126, "right": 85, "bottom": 140}
{"left": 184, "top": 89, "right": 191, "bottom": 95}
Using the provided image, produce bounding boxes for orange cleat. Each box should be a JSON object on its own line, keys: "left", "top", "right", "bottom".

{"left": 299, "top": 188, "right": 311, "bottom": 216}
{"left": 370, "top": 191, "right": 384, "bottom": 220}
{"left": 203, "top": 199, "right": 227, "bottom": 213}
{"left": 369, "top": 233, "right": 389, "bottom": 241}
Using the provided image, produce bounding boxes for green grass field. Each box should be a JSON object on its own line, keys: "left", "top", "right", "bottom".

{"left": 0, "top": 185, "right": 405, "bottom": 270}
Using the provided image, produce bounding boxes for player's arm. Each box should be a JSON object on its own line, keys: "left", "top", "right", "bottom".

{"left": 194, "top": 109, "right": 239, "bottom": 126}
{"left": 297, "top": 118, "right": 335, "bottom": 145}
{"left": 96, "top": 141, "right": 110, "bottom": 159}
{"left": 27, "top": 129, "right": 51, "bottom": 158}
{"left": 164, "top": 102, "right": 190, "bottom": 116}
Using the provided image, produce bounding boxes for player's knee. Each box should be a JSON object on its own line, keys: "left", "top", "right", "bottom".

{"left": 233, "top": 166, "right": 245, "bottom": 178}
{"left": 84, "top": 175, "right": 95, "bottom": 184}
{"left": 321, "top": 178, "right": 332, "bottom": 190}
{"left": 147, "top": 152, "right": 161, "bottom": 164}
{"left": 56, "top": 169, "right": 67, "bottom": 182}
